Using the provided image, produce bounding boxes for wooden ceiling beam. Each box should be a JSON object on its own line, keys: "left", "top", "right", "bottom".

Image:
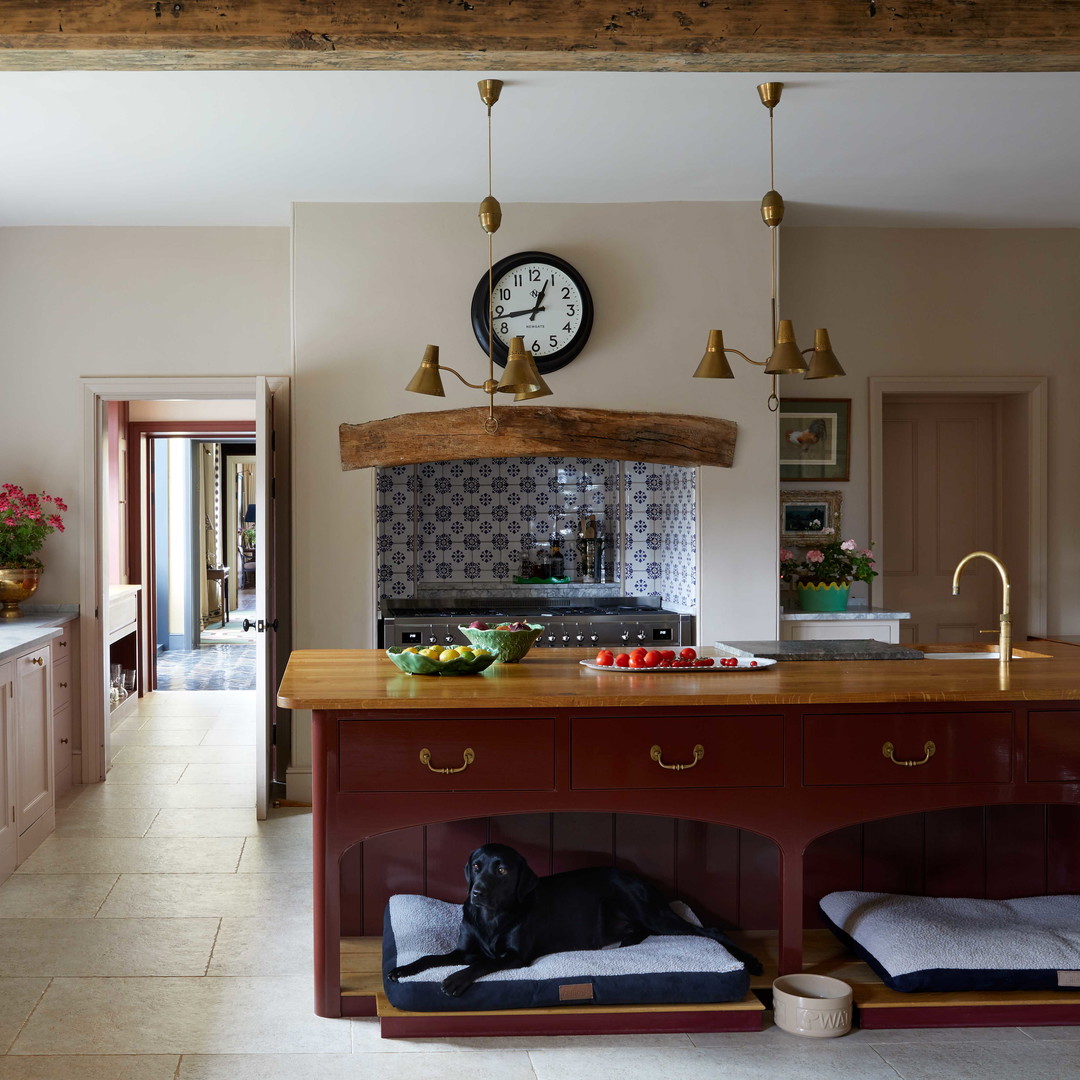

{"left": 0, "top": 1, "right": 1076, "bottom": 72}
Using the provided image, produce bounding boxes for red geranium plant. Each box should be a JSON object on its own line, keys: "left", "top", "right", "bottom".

{"left": 0, "top": 484, "right": 67, "bottom": 569}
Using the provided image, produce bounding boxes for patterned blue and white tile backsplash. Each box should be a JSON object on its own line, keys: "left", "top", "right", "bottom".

{"left": 376, "top": 457, "right": 697, "bottom": 612}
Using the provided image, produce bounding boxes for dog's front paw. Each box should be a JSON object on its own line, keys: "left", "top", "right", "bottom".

{"left": 440, "top": 971, "right": 474, "bottom": 997}
{"left": 387, "top": 967, "right": 405, "bottom": 983}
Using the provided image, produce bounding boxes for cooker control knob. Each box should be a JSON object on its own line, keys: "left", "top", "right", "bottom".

{"left": 575, "top": 632, "right": 585, "bottom": 643}
{"left": 620, "top": 631, "right": 631, "bottom": 642}
{"left": 636, "top": 630, "right": 647, "bottom": 642}
{"left": 589, "top": 633, "right": 599, "bottom": 644}
{"left": 561, "top": 633, "right": 571, "bottom": 644}
{"left": 427, "top": 634, "right": 438, "bottom": 645}
{"left": 546, "top": 633, "right": 557, "bottom": 644}
{"left": 445, "top": 634, "right": 456, "bottom": 645}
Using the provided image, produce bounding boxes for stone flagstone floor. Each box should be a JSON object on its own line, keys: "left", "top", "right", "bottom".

{"left": 1, "top": 690, "right": 1079, "bottom": 1078}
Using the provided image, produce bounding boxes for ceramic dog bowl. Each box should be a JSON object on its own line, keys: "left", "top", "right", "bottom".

{"left": 772, "top": 973, "right": 853, "bottom": 1038}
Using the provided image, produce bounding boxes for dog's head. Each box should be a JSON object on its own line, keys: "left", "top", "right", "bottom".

{"left": 464, "top": 843, "right": 538, "bottom": 909}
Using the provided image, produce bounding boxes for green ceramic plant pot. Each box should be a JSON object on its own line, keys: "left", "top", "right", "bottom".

{"left": 796, "top": 581, "right": 851, "bottom": 613}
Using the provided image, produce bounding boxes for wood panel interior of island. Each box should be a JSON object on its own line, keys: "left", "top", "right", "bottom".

{"left": 279, "top": 647, "right": 1080, "bottom": 1036}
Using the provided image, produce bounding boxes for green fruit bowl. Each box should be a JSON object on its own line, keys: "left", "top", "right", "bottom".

{"left": 458, "top": 623, "right": 544, "bottom": 663}
{"left": 385, "top": 646, "right": 497, "bottom": 676}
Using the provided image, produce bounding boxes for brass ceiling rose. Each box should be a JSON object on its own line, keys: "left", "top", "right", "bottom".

{"left": 694, "top": 81, "right": 846, "bottom": 411}
{"left": 404, "top": 79, "right": 550, "bottom": 432}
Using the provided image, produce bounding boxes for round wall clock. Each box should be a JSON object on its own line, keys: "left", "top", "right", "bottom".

{"left": 471, "top": 251, "right": 594, "bottom": 375}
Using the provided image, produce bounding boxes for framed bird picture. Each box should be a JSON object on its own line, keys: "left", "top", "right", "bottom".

{"left": 778, "top": 398, "right": 851, "bottom": 481}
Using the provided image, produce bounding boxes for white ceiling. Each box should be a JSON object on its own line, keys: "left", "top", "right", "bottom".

{"left": 1, "top": 70, "right": 1077, "bottom": 228}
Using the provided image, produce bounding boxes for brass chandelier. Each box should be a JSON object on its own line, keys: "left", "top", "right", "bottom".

{"left": 405, "top": 79, "right": 551, "bottom": 433}
{"left": 694, "top": 82, "right": 845, "bottom": 411}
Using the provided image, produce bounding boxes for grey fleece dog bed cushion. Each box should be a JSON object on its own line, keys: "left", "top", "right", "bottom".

{"left": 382, "top": 894, "right": 750, "bottom": 1012}
{"left": 819, "top": 891, "right": 1080, "bottom": 993}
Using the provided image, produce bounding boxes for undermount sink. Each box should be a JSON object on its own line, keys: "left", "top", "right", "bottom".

{"left": 917, "top": 644, "right": 1052, "bottom": 660}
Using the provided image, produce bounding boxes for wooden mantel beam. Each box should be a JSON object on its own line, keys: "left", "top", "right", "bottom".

{"left": 0, "top": 1, "right": 1076, "bottom": 72}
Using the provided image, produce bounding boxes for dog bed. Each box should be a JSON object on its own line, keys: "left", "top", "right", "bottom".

{"left": 382, "top": 894, "right": 751, "bottom": 1012}
{"left": 819, "top": 891, "right": 1080, "bottom": 993}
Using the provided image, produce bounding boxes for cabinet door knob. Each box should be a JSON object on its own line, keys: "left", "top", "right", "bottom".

{"left": 58, "top": 640, "right": 67, "bottom": 647}
{"left": 59, "top": 682, "right": 68, "bottom": 688}
{"left": 60, "top": 738, "right": 69, "bottom": 744}
{"left": 29, "top": 657, "right": 44, "bottom": 666}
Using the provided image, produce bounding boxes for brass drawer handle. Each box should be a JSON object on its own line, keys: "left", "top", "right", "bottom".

{"left": 882, "top": 740, "right": 936, "bottom": 767}
{"left": 650, "top": 743, "right": 704, "bottom": 771}
{"left": 419, "top": 747, "right": 475, "bottom": 775}
{"left": 58, "top": 682, "right": 68, "bottom": 688}
{"left": 60, "top": 738, "right": 69, "bottom": 745}
{"left": 29, "top": 657, "right": 44, "bottom": 667}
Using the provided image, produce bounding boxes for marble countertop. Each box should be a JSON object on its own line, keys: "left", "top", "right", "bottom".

{"left": 0, "top": 606, "right": 78, "bottom": 664}
{"left": 780, "top": 606, "right": 910, "bottom": 621}
{"left": 716, "top": 638, "right": 924, "bottom": 661}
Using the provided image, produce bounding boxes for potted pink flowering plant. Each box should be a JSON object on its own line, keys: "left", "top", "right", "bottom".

{"left": 779, "top": 537, "right": 877, "bottom": 612}
{"left": 0, "top": 483, "right": 67, "bottom": 618}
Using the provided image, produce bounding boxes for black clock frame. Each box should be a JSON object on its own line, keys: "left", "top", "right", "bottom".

{"left": 470, "top": 250, "right": 594, "bottom": 375}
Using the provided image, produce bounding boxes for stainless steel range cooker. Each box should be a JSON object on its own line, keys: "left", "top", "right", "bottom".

{"left": 379, "top": 597, "right": 695, "bottom": 650}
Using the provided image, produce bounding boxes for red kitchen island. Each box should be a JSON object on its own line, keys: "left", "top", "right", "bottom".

{"left": 277, "top": 642, "right": 1080, "bottom": 1035}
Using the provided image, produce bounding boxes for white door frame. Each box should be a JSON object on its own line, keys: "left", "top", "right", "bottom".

{"left": 79, "top": 376, "right": 286, "bottom": 785}
{"left": 868, "top": 376, "right": 1048, "bottom": 638}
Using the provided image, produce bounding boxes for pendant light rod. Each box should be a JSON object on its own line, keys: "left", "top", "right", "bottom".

{"left": 694, "top": 80, "right": 845, "bottom": 411}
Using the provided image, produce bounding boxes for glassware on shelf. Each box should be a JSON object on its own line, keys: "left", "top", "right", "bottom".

{"left": 110, "top": 663, "right": 125, "bottom": 705}
{"left": 122, "top": 669, "right": 137, "bottom": 696}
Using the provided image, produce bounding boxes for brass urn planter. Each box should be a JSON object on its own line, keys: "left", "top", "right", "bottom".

{"left": 0, "top": 567, "right": 42, "bottom": 619}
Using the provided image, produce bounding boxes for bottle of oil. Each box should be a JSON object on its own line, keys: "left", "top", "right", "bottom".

{"left": 550, "top": 536, "right": 565, "bottom": 580}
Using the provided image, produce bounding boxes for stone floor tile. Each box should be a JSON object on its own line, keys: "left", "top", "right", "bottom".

{"left": 0, "top": 874, "right": 118, "bottom": 918}
{"left": 0, "top": 978, "right": 50, "bottom": 1054}
{"left": 145, "top": 807, "right": 263, "bottom": 837}
{"left": 67, "top": 783, "right": 255, "bottom": 809}
{"left": 14, "top": 836, "right": 243, "bottom": 875}
{"left": 1017, "top": 1025, "right": 1080, "bottom": 1040}
{"left": 0, "top": 917, "right": 219, "bottom": 976}
{"left": 54, "top": 807, "right": 160, "bottom": 837}
{"left": 110, "top": 728, "right": 207, "bottom": 746}
{"left": 208, "top": 914, "right": 313, "bottom": 976}
{"left": 113, "top": 744, "right": 255, "bottom": 765}
{"left": 8, "top": 976, "right": 352, "bottom": 1055}
{"left": 0, "top": 1056, "right": 180, "bottom": 1080}
{"left": 199, "top": 724, "right": 256, "bottom": 746}
{"left": 178, "top": 763, "right": 252, "bottom": 785}
{"left": 237, "top": 832, "right": 312, "bottom": 873}
{"left": 96, "top": 872, "right": 311, "bottom": 919}
{"left": 876, "top": 1039, "right": 1080, "bottom": 1079}
{"left": 98, "top": 763, "right": 188, "bottom": 785}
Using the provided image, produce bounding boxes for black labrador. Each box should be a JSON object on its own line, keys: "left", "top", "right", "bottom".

{"left": 387, "top": 843, "right": 763, "bottom": 997}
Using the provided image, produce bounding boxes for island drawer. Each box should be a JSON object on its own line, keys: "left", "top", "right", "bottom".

{"left": 570, "top": 714, "right": 784, "bottom": 789}
{"left": 803, "top": 711, "right": 1013, "bottom": 786}
{"left": 1027, "top": 710, "right": 1080, "bottom": 782}
{"left": 339, "top": 718, "right": 556, "bottom": 793}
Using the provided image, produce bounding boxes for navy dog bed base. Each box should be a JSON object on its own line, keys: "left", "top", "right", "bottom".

{"left": 382, "top": 894, "right": 750, "bottom": 1012}
{"left": 819, "top": 891, "right": 1080, "bottom": 994}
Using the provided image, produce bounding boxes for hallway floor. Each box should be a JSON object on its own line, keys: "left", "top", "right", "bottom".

{"left": 1, "top": 691, "right": 1079, "bottom": 1078}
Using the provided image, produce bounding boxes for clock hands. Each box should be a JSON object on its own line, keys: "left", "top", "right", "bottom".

{"left": 528, "top": 281, "right": 549, "bottom": 321}
{"left": 498, "top": 304, "right": 546, "bottom": 320}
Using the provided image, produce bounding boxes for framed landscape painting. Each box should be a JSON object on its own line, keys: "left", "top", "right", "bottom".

{"left": 780, "top": 489, "right": 842, "bottom": 545}
{"left": 778, "top": 398, "right": 851, "bottom": 482}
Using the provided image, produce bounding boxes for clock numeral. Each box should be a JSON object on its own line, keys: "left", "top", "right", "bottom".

{"left": 566, "top": 305, "right": 576, "bottom": 317}
{"left": 494, "top": 305, "right": 504, "bottom": 316}
{"left": 529, "top": 268, "right": 541, "bottom": 282}
{"left": 561, "top": 287, "right": 573, "bottom": 300}
{"left": 562, "top": 322, "right": 572, "bottom": 333}
{"left": 500, "top": 322, "right": 509, "bottom": 336}
{"left": 549, "top": 335, "right": 559, "bottom": 349}
{"left": 512, "top": 273, "right": 522, "bottom": 286}
{"left": 498, "top": 288, "right": 511, "bottom": 300}
{"left": 530, "top": 340, "right": 541, "bottom": 353}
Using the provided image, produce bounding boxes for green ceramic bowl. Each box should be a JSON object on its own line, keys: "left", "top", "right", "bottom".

{"left": 458, "top": 623, "right": 544, "bottom": 663}
{"left": 385, "top": 646, "right": 497, "bottom": 677}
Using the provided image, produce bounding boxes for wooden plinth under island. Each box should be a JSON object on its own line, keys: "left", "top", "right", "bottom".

{"left": 277, "top": 643, "right": 1080, "bottom": 1035}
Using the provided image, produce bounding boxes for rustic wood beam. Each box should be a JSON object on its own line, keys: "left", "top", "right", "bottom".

{"left": 340, "top": 407, "right": 737, "bottom": 470}
{"left": 0, "top": 1, "right": 1076, "bottom": 72}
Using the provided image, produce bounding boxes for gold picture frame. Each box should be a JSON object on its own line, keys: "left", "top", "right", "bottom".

{"left": 780, "top": 489, "right": 843, "bottom": 545}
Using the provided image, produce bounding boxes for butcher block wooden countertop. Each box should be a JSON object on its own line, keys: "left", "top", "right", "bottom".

{"left": 277, "top": 640, "right": 1080, "bottom": 711}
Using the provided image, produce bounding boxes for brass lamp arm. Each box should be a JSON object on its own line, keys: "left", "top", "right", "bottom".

{"left": 439, "top": 365, "right": 488, "bottom": 391}
{"left": 724, "top": 348, "right": 766, "bottom": 367}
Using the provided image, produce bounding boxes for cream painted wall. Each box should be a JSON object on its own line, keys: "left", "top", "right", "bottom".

{"left": 0, "top": 227, "right": 291, "bottom": 604}
{"left": 292, "top": 202, "right": 781, "bottom": 651}
{"left": 782, "top": 228, "right": 1080, "bottom": 634}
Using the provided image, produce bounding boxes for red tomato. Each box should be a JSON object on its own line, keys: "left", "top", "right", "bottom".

{"left": 643, "top": 650, "right": 662, "bottom": 667}
{"left": 595, "top": 650, "right": 614, "bottom": 666}
{"left": 679, "top": 647, "right": 697, "bottom": 660}
{"left": 629, "top": 655, "right": 647, "bottom": 668}
{"left": 699, "top": 657, "right": 715, "bottom": 667}
{"left": 660, "top": 650, "right": 676, "bottom": 662}
{"left": 659, "top": 659, "right": 673, "bottom": 667}
{"left": 614, "top": 653, "right": 631, "bottom": 667}
{"left": 629, "top": 647, "right": 647, "bottom": 658}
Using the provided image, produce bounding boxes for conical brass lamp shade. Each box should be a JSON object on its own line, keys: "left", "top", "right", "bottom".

{"left": 405, "top": 344, "right": 446, "bottom": 397}
{"left": 693, "top": 329, "right": 735, "bottom": 379}
{"left": 514, "top": 371, "right": 554, "bottom": 401}
{"left": 764, "top": 319, "right": 808, "bottom": 375}
{"left": 804, "top": 328, "right": 846, "bottom": 379}
{"left": 496, "top": 336, "right": 545, "bottom": 396}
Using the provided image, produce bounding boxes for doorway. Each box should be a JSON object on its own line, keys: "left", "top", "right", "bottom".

{"left": 81, "top": 377, "right": 291, "bottom": 819}
{"left": 869, "top": 377, "right": 1047, "bottom": 644}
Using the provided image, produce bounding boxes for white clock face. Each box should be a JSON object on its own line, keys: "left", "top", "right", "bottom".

{"left": 487, "top": 262, "right": 585, "bottom": 357}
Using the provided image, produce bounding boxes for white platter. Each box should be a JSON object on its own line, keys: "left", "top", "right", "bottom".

{"left": 579, "top": 657, "right": 777, "bottom": 673}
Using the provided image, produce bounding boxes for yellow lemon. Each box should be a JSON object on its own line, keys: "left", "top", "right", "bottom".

{"left": 439, "top": 649, "right": 460, "bottom": 662}
{"left": 472, "top": 647, "right": 491, "bottom": 656}
{"left": 405, "top": 646, "right": 421, "bottom": 653}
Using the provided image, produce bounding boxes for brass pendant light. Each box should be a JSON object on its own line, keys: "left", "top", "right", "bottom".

{"left": 694, "top": 82, "right": 845, "bottom": 410}
{"left": 405, "top": 79, "right": 550, "bottom": 433}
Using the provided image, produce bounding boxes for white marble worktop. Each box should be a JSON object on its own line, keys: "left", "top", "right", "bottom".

{"left": 780, "top": 605, "right": 910, "bottom": 622}
{"left": 0, "top": 606, "right": 79, "bottom": 664}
